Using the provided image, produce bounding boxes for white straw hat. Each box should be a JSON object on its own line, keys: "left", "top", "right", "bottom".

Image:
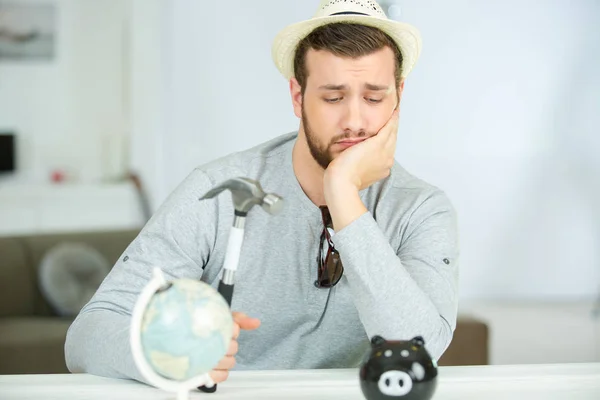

{"left": 272, "top": 0, "right": 422, "bottom": 81}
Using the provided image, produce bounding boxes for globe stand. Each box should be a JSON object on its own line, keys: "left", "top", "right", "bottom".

{"left": 130, "top": 267, "right": 226, "bottom": 400}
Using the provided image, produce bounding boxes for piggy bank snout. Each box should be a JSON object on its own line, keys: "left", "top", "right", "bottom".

{"left": 378, "top": 370, "right": 413, "bottom": 396}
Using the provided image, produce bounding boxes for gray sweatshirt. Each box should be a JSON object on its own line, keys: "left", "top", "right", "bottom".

{"left": 65, "top": 132, "right": 459, "bottom": 383}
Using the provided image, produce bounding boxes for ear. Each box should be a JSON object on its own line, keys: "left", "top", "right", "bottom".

{"left": 290, "top": 78, "right": 303, "bottom": 119}
{"left": 371, "top": 335, "right": 386, "bottom": 346}
{"left": 411, "top": 336, "right": 425, "bottom": 347}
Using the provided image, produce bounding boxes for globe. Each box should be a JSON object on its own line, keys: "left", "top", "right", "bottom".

{"left": 130, "top": 268, "right": 234, "bottom": 394}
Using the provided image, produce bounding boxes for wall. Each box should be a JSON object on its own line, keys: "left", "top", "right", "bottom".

{"left": 157, "top": 0, "right": 311, "bottom": 199}
{"left": 128, "top": 0, "right": 169, "bottom": 211}
{"left": 394, "top": 0, "right": 600, "bottom": 301}
{"left": 0, "top": 0, "right": 145, "bottom": 235}
{"left": 0, "top": 0, "right": 129, "bottom": 184}
{"left": 157, "top": 0, "right": 600, "bottom": 301}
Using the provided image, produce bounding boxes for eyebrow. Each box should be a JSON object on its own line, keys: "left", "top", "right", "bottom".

{"left": 318, "top": 83, "right": 390, "bottom": 91}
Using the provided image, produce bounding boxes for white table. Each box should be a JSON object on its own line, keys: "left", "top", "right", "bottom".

{"left": 2, "top": 363, "right": 600, "bottom": 400}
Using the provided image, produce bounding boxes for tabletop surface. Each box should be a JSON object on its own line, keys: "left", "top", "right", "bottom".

{"left": 2, "top": 363, "right": 600, "bottom": 400}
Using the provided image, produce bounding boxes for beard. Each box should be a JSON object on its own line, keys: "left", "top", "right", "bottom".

{"left": 302, "top": 106, "right": 332, "bottom": 170}
{"left": 302, "top": 106, "right": 367, "bottom": 170}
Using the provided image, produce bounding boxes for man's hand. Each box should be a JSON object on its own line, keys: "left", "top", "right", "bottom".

{"left": 209, "top": 312, "right": 260, "bottom": 384}
{"left": 323, "top": 106, "right": 400, "bottom": 231}
{"left": 324, "top": 105, "right": 400, "bottom": 194}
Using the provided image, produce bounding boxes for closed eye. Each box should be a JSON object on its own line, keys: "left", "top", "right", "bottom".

{"left": 324, "top": 97, "right": 383, "bottom": 104}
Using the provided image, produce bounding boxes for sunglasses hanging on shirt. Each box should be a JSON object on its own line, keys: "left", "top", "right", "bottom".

{"left": 315, "top": 206, "right": 344, "bottom": 288}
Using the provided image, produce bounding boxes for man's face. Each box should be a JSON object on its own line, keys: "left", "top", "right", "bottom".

{"left": 292, "top": 46, "right": 403, "bottom": 169}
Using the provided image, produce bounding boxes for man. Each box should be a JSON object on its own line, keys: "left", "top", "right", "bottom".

{"left": 65, "top": 0, "right": 459, "bottom": 386}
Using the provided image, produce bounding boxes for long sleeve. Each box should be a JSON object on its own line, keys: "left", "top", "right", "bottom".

{"left": 331, "top": 190, "right": 459, "bottom": 360}
{"left": 65, "top": 169, "right": 220, "bottom": 382}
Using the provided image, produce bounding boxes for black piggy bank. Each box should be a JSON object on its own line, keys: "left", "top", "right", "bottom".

{"left": 359, "top": 336, "right": 438, "bottom": 400}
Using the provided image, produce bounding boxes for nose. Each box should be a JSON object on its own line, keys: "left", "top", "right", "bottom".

{"left": 378, "top": 370, "right": 413, "bottom": 396}
{"left": 341, "top": 97, "right": 366, "bottom": 136}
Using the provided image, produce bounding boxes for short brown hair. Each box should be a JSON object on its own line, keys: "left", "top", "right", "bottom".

{"left": 293, "top": 23, "right": 403, "bottom": 94}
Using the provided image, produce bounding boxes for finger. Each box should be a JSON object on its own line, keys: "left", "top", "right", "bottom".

{"left": 387, "top": 108, "right": 400, "bottom": 140}
{"left": 231, "top": 322, "right": 241, "bottom": 339}
{"left": 390, "top": 106, "right": 400, "bottom": 128}
{"left": 386, "top": 120, "right": 399, "bottom": 147}
{"left": 384, "top": 115, "right": 399, "bottom": 159}
{"left": 226, "top": 339, "right": 239, "bottom": 356}
{"left": 213, "top": 355, "right": 236, "bottom": 371}
{"left": 239, "top": 317, "right": 261, "bottom": 330}
{"left": 232, "top": 312, "right": 261, "bottom": 331}
{"left": 376, "top": 105, "right": 400, "bottom": 141}
{"left": 388, "top": 102, "right": 400, "bottom": 122}
{"left": 209, "top": 370, "right": 229, "bottom": 384}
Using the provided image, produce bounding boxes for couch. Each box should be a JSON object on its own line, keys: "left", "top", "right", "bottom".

{"left": 0, "top": 229, "right": 488, "bottom": 375}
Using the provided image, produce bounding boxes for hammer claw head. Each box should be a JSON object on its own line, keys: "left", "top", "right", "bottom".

{"left": 199, "top": 177, "right": 283, "bottom": 215}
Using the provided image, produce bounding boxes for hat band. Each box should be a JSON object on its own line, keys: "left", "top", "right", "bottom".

{"left": 329, "top": 11, "right": 369, "bottom": 16}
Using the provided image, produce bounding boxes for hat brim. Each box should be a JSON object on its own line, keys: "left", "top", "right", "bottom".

{"left": 271, "top": 15, "right": 422, "bottom": 81}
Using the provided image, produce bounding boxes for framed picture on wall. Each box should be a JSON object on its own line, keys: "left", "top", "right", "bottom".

{"left": 0, "top": 1, "right": 56, "bottom": 61}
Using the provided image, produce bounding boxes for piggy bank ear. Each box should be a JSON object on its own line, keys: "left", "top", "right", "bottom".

{"left": 412, "top": 336, "right": 425, "bottom": 347}
{"left": 371, "top": 335, "right": 386, "bottom": 346}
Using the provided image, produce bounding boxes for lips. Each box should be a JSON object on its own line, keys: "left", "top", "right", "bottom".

{"left": 337, "top": 138, "right": 366, "bottom": 145}
{"left": 335, "top": 138, "right": 367, "bottom": 149}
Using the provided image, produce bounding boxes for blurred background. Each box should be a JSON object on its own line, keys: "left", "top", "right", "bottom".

{"left": 0, "top": 0, "right": 598, "bottom": 374}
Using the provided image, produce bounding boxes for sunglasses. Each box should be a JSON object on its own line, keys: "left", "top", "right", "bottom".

{"left": 315, "top": 206, "right": 344, "bottom": 288}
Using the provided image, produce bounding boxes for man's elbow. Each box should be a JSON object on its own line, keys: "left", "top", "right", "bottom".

{"left": 64, "top": 318, "right": 86, "bottom": 373}
{"left": 427, "top": 316, "right": 455, "bottom": 361}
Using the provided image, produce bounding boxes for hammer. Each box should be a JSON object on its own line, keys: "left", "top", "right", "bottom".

{"left": 197, "top": 177, "right": 283, "bottom": 393}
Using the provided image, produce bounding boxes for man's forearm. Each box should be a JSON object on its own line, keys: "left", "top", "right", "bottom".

{"left": 333, "top": 212, "right": 455, "bottom": 359}
{"left": 65, "top": 310, "right": 149, "bottom": 384}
